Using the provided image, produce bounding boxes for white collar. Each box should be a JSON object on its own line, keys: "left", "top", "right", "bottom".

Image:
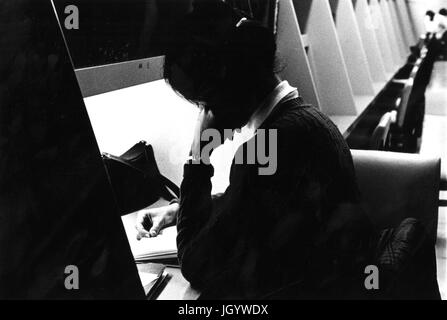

{"left": 245, "top": 80, "right": 298, "bottom": 132}
{"left": 231, "top": 81, "right": 297, "bottom": 146}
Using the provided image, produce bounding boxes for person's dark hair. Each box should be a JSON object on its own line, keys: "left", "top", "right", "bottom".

{"left": 426, "top": 10, "right": 435, "bottom": 21}
{"left": 163, "top": 0, "right": 277, "bottom": 106}
{"left": 439, "top": 8, "right": 447, "bottom": 17}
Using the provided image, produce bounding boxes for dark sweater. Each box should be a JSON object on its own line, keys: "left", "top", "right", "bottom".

{"left": 177, "top": 96, "right": 373, "bottom": 299}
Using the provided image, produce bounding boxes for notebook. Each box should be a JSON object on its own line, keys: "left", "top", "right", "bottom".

{"left": 131, "top": 226, "right": 178, "bottom": 262}
{"left": 121, "top": 201, "right": 178, "bottom": 263}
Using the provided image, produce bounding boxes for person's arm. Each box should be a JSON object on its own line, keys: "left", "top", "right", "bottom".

{"left": 176, "top": 161, "right": 242, "bottom": 288}
{"left": 176, "top": 127, "right": 313, "bottom": 289}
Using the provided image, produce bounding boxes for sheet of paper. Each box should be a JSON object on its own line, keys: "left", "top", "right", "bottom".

{"left": 130, "top": 226, "right": 178, "bottom": 260}
{"left": 138, "top": 272, "right": 159, "bottom": 287}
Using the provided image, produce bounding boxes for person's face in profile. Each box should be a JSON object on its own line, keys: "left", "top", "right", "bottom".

{"left": 168, "top": 62, "right": 253, "bottom": 131}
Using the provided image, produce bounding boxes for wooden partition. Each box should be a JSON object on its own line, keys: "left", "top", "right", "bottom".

{"left": 402, "top": 0, "right": 420, "bottom": 43}
{"left": 379, "top": 0, "right": 403, "bottom": 66}
{"left": 406, "top": 0, "right": 428, "bottom": 38}
{"left": 387, "top": 0, "right": 409, "bottom": 59}
{"left": 330, "top": 0, "right": 376, "bottom": 107}
{"left": 389, "top": 0, "right": 409, "bottom": 48}
{"left": 369, "top": 0, "right": 397, "bottom": 74}
{"left": 353, "top": 0, "right": 388, "bottom": 88}
{"left": 277, "top": 0, "right": 320, "bottom": 107}
{"left": 381, "top": 0, "right": 404, "bottom": 64}
{"left": 393, "top": 0, "right": 415, "bottom": 47}
{"left": 0, "top": 0, "right": 146, "bottom": 299}
{"left": 275, "top": 0, "right": 418, "bottom": 135}
{"left": 291, "top": 0, "right": 357, "bottom": 122}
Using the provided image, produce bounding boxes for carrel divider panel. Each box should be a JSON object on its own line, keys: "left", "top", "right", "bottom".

{"left": 0, "top": 0, "right": 145, "bottom": 299}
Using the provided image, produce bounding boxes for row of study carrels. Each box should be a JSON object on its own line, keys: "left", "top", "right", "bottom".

{"left": 277, "top": 0, "right": 419, "bottom": 136}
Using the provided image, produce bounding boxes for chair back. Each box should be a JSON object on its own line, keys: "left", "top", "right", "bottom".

{"left": 351, "top": 150, "right": 441, "bottom": 243}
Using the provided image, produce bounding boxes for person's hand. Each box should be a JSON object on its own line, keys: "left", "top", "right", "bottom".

{"left": 191, "top": 107, "right": 218, "bottom": 161}
{"left": 135, "top": 203, "right": 179, "bottom": 240}
{"left": 191, "top": 107, "right": 233, "bottom": 164}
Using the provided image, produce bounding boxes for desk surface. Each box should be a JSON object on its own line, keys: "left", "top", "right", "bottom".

{"left": 156, "top": 267, "right": 200, "bottom": 300}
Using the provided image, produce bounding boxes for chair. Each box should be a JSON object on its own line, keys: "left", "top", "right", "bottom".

{"left": 393, "top": 58, "right": 423, "bottom": 81}
{"left": 370, "top": 112, "right": 393, "bottom": 150}
{"left": 388, "top": 79, "right": 416, "bottom": 152}
{"left": 441, "top": 171, "right": 447, "bottom": 191}
{"left": 440, "top": 171, "right": 447, "bottom": 207}
{"left": 351, "top": 150, "right": 441, "bottom": 299}
{"left": 351, "top": 150, "right": 440, "bottom": 241}
{"left": 395, "top": 78, "right": 414, "bottom": 131}
{"left": 390, "top": 61, "right": 427, "bottom": 153}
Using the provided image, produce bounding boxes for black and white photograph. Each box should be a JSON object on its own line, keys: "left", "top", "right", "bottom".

{"left": 0, "top": 0, "right": 446, "bottom": 306}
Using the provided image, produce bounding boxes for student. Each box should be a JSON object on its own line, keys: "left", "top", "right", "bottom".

{"left": 435, "top": 8, "right": 447, "bottom": 40}
{"left": 425, "top": 8, "right": 447, "bottom": 65}
{"left": 136, "top": 1, "right": 373, "bottom": 299}
{"left": 424, "top": 10, "right": 436, "bottom": 40}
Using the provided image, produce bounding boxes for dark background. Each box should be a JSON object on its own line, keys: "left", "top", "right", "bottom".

{"left": 53, "top": 0, "right": 278, "bottom": 69}
{"left": 54, "top": 0, "right": 194, "bottom": 69}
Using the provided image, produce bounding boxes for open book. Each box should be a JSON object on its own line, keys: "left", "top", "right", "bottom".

{"left": 131, "top": 226, "right": 177, "bottom": 262}
{"left": 121, "top": 200, "right": 178, "bottom": 262}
